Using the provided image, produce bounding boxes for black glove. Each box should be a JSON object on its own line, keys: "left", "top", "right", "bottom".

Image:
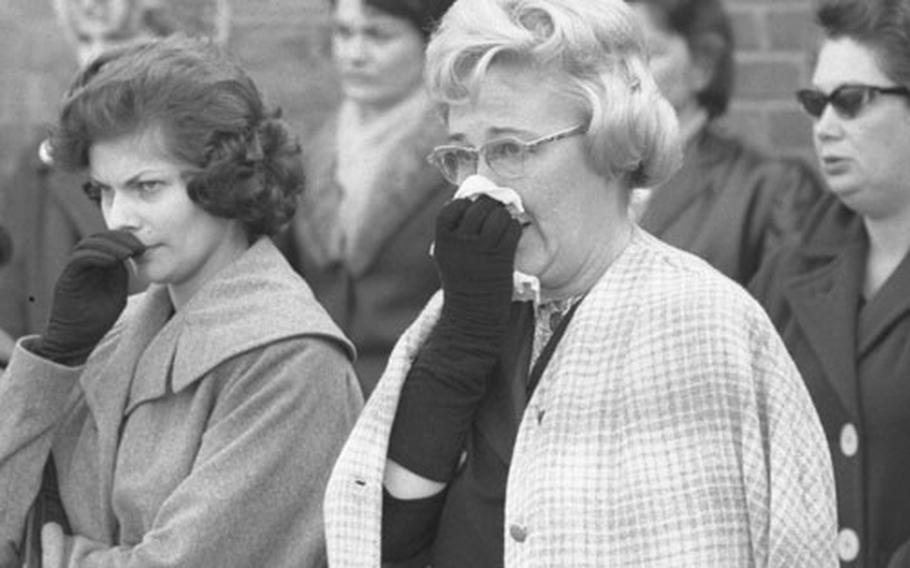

{"left": 35, "top": 230, "right": 145, "bottom": 366}
{"left": 388, "top": 196, "right": 521, "bottom": 481}
{"left": 432, "top": 195, "right": 522, "bottom": 353}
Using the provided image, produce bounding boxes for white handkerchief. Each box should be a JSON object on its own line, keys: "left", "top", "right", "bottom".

{"left": 453, "top": 174, "right": 528, "bottom": 223}
{"left": 432, "top": 175, "right": 540, "bottom": 303}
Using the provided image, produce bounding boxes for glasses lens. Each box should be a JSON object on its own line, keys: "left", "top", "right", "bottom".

{"left": 484, "top": 139, "right": 526, "bottom": 179}
{"left": 796, "top": 89, "right": 827, "bottom": 118}
{"left": 432, "top": 147, "right": 477, "bottom": 184}
{"left": 830, "top": 86, "right": 869, "bottom": 119}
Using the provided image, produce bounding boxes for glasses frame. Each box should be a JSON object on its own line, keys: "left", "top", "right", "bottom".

{"left": 795, "top": 84, "right": 910, "bottom": 119}
{"left": 427, "top": 123, "right": 587, "bottom": 185}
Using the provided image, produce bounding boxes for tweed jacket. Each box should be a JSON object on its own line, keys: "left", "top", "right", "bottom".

{"left": 280, "top": 106, "right": 451, "bottom": 396}
{"left": 639, "top": 125, "right": 824, "bottom": 286}
{"left": 324, "top": 228, "right": 837, "bottom": 567}
{"left": 0, "top": 238, "right": 364, "bottom": 567}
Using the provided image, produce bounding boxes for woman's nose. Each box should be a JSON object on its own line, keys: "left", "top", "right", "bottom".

{"left": 336, "top": 33, "right": 369, "bottom": 65}
{"left": 103, "top": 190, "right": 141, "bottom": 232}
{"left": 814, "top": 104, "right": 844, "bottom": 143}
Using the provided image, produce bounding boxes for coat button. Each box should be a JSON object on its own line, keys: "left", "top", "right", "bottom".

{"left": 509, "top": 523, "right": 528, "bottom": 543}
{"left": 840, "top": 423, "right": 859, "bottom": 457}
{"left": 837, "top": 528, "right": 860, "bottom": 562}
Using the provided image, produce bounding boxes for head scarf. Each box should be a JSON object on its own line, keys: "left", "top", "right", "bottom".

{"left": 364, "top": 0, "right": 456, "bottom": 39}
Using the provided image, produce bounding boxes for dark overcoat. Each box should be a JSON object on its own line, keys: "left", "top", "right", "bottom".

{"left": 640, "top": 125, "right": 824, "bottom": 285}
{"left": 751, "top": 195, "right": 910, "bottom": 567}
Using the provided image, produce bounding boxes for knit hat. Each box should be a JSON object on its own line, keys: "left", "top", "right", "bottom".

{"left": 364, "top": 0, "right": 456, "bottom": 39}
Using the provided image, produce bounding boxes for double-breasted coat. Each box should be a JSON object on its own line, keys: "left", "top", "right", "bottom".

{"left": 0, "top": 239, "right": 363, "bottom": 567}
{"left": 325, "top": 228, "right": 837, "bottom": 567}
{"left": 751, "top": 195, "right": 910, "bottom": 567}
{"left": 639, "top": 125, "right": 824, "bottom": 285}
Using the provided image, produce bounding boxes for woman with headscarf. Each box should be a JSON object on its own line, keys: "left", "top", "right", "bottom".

{"left": 281, "top": 0, "right": 455, "bottom": 396}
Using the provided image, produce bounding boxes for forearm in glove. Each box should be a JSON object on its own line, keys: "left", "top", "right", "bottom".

{"left": 34, "top": 230, "right": 145, "bottom": 366}
{"left": 388, "top": 196, "right": 521, "bottom": 481}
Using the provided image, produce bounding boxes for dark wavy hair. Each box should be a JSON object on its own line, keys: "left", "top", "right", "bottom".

{"left": 50, "top": 35, "right": 304, "bottom": 239}
{"left": 816, "top": 0, "right": 910, "bottom": 89}
{"left": 628, "top": 0, "right": 734, "bottom": 119}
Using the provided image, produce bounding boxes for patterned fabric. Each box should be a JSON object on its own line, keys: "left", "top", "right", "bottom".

{"left": 324, "top": 227, "right": 838, "bottom": 567}
{"left": 531, "top": 297, "right": 579, "bottom": 367}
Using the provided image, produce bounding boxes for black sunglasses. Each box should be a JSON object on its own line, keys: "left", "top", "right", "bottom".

{"left": 796, "top": 84, "right": 910, "bottom": 119}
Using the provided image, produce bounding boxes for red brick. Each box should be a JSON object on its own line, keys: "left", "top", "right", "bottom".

{"left": 766, "top": 7, "right": 820, "bottom": 51}
{"left": 729, "top": 8, "right": 763, "bottom": 51}
{"left": 735, "top": 58, "right": 803, "bottom": 100}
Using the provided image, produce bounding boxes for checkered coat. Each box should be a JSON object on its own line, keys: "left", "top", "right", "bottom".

{"left": 324, "top": 229, "right": 837, "bottom": 567}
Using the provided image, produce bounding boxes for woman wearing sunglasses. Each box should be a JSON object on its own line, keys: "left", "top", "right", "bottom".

{"left": 324, "top": 1, "right": 837, "bottom": 565}
{"left": 750, "top": 0, "right": 910, "bottom": 566}
{"left": 626, "top": 0, "right": 825, "bottom": 287}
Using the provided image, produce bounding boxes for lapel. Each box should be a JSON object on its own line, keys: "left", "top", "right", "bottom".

{"left": 858, "top": 247, "right": 910, "bottom": 357}
{"left": 639, "top": 128, "right": 725, "bottom": 236}
{"left": 77, "top": 285, "right": 173, "bottom": 508}
{"left": 474, "top": 302, "right": 534, "bottom": 466}
{"left": 784, "top": 235, "right": 864, "bottom": 416}
{"left": 123, "top": 239, "right": 353, "bottom": 414}
{"left": 295, "top": 108, "right": 450, "bottom": 277}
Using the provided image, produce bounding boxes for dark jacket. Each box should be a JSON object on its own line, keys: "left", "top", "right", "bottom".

{"left": 750, "top": 194, "right": 910, "bottom": 568}
{"left": 0, "top": 135, "right": 105, "bottom": 341}
{"left": 281, "top": 110, "right": 451, "bottom": 396}
{"left": 640, "top": 125, "right": 824, "bottom": 285}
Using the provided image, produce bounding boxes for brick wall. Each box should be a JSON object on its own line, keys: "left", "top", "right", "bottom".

{"left": 0, "top": 0, "right": 820, "bottom": 183}
{"left": 723, "top": 0, "right": 821, "bottom": 163}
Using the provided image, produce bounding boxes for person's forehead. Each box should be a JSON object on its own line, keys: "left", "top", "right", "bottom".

{"left": 813, "top": 37, "right": 891, "bottom": 88}
{"left": 56, "top": 0, "right": 140, "bottom": 37}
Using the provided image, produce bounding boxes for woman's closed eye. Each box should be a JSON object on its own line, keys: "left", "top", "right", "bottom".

{"left": 486, "top": 139, "right": 525, "bottom": 162}
{"left": 132, "top": 179, "right": 166, "bottom": 196}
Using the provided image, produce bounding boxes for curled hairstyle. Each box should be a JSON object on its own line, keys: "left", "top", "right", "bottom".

{"left": 50, "top": 35, "right": 304, "bottom": 239}
{"left": 816, "top": 0, "right": 910, "bottom": 89}
{"left": 628, "top": 0, "right": 734, "bottom": 119}
{"left": 426, "top": 0, "right": 681, "bottom": 189}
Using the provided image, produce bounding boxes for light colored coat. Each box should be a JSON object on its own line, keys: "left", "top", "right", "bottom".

{"left": 0, "top": 238, "right": 363, "bottom": 567}
{"left": 324, "top": 229, "right": 837, "bottom": 567}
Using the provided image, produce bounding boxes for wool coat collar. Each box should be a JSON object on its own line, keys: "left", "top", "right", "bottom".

{"left": 78, "top": 238, "right": 354, "bottom": 421}
{"left": 294, "top": 107, "right": 449, "bottom": 277}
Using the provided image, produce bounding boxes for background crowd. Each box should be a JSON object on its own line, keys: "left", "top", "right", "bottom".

{"left": 1, "top": 0, "right": 910, "bottom": 567}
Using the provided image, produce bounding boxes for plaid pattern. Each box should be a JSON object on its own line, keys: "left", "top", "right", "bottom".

{"left": 324, "top": 228, "right": 837, "bottom": 567}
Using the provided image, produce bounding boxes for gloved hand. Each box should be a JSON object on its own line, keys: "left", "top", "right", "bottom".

{"left": 387, "top": 197, "right": 521, "bottom": 482}
{"left": 432, "top": 195, "right": 522, "bottom": 354}
{"left": 36, "top": 230, "right": 146, "bottom": 366}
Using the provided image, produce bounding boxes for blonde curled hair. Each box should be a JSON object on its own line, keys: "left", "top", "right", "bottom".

{"left": 425, "top": 0, "right": 681, "bottom": 188}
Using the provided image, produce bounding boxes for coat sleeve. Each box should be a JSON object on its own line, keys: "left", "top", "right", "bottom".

{"left": 42, "top": 336, "right": 363, "bottom": 568}
{"left": 0, "top": 338, "right": 83, "bottom": 563}
{"left": 739, "top": 301, "right": 838, "bottom": 566}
